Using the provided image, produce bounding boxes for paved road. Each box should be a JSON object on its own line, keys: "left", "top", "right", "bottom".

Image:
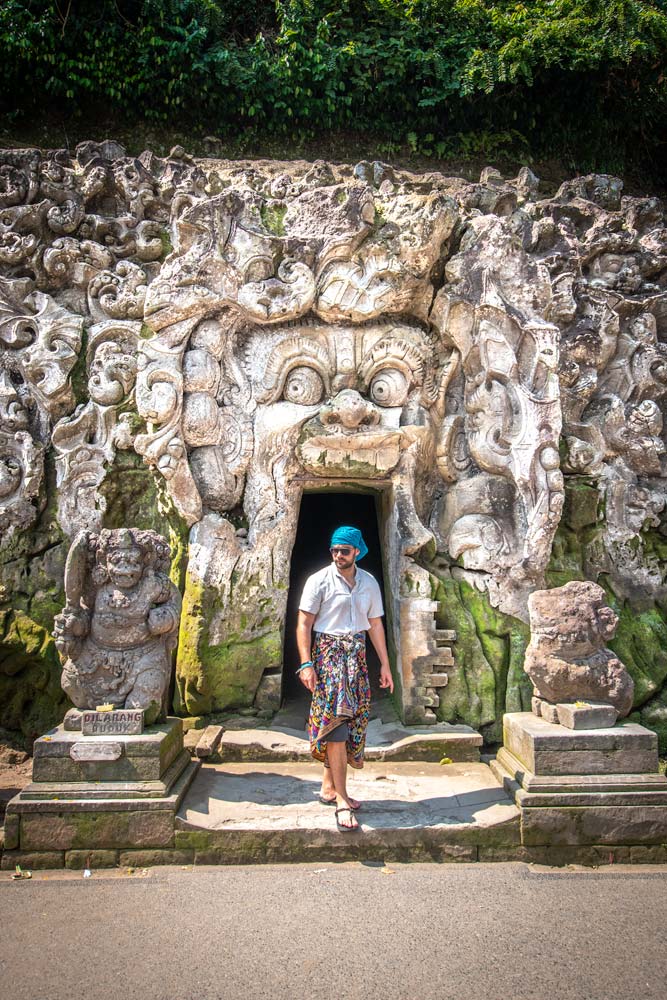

{"left": 2, "top": 862, "right": 666, "bottom": 1000}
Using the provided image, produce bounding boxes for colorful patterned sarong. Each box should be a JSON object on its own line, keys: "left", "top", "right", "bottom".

{"left": 308, "top": 631, "right": 371, "bottom": 769}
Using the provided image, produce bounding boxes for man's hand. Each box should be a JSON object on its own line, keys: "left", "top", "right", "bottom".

{"left": 379, "top": 663, "right": 394, "bottom": 694}
{"left": 299, "top": 666, "right": 317, "bottom": 693}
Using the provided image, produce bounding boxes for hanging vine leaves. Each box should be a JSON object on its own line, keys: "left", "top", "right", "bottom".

{"left": 1, "top": 1, "right": 666, "bottom": 176}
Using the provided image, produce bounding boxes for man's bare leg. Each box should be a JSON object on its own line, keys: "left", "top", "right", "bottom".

{"left": 321, "top": 764, "right": 336, "bottom": 801}
{"left": 326, "top": 740, "right": 358, "bottom": 829}
{"left": 321, "top": 753, "right": 360, "bottom": 809}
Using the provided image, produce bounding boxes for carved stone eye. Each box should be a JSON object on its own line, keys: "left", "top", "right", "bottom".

{"left": 283, "top": 366, "right": 324, "bottom": 405}
{"left": 369, "top": 368, "right": 409, "bottom": 407}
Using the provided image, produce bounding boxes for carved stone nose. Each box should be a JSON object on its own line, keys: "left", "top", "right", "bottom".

{"left": 321, "top": 389, "right": 380, "bottom": 429}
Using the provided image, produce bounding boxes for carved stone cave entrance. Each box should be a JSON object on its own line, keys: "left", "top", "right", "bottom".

{"left": 281, "top": 487, "right": 389, "bottom": 721}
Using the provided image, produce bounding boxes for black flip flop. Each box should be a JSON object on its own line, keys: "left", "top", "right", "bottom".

{"left": 335, "top": 807, "right": 359, "bottom": 833}
{"left": 318, "top": 794, "right": 337, "bottom": 806}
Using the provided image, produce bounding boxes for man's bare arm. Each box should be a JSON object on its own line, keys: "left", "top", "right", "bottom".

{"left": 296, "top": 610, "right": 317, "bottom": 693}
{"left": 368, "top": 616, "right": 394, "bottom": 693}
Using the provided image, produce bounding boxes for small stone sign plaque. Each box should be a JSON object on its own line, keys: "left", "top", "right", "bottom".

{"left": 81, "top": 710, "right": 144, "bottom": 736}
{"left": 70, "top": 742, "right": 123, "bottom": 762}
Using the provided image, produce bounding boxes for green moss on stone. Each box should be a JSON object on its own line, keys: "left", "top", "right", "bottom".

{"left": 175, "top": 572, "right": 282, "bottom": 716}
{"left": 0, "top": 456, "right": 70, "bottom": 740}
{"left": 98, "top": 450, "right": 189, "bottom": 590}
{"left": 430, "top": 575, "right": 530, "bottom": 744}
{"left": 599, "top": 577, "right": 667, "bottom": 706}
{"left": 561, "top": 478, "right": 600, "bottom": 531}
{"left": 260, "top": 202, "right": 287, "bottom": 236}
{"left": 0, "top": 610, "right": 68, "bottom": 738}
{"left": 159, "top": 227, "right": 173, "bottom": 261}
{"left": 68, "top": 327, "right": 90, "bottom": 406}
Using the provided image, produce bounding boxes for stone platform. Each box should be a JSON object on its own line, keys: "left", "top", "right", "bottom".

{"left": 491, "top": 713, "right": 667, "bottom": 847}
{"left": 174, "top": 760, "right": 520, "bottom": 864}
{"left": 1, "top": 718, "right": 199, "bottom": 870}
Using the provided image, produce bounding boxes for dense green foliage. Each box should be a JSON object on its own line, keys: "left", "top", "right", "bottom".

{"left": 2, "top": 2, "right": 667, "bottom": 172}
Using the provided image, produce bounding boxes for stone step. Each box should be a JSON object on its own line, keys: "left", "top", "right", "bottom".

{"left": 205, "top": 719, "right": 482, "bottom": 765}
{"left": 174, "top": 759, "right": 519, "bottom": 864}
{"left": 195, "top": 725, "right": 224, "bottom": 759}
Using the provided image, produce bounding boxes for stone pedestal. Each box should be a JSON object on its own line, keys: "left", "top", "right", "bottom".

{"left": 1, "top": 718, "right": 199, "bottom": 870}
{"left": 491, "top": 713, "right": 667, "bottom": 848}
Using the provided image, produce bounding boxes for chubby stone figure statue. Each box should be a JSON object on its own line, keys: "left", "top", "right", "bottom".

{"left": 525, "top": 580, "right": 634, "bottom": 718}
{"left": 53, "top": 528, "right": 181, "bottom": 723}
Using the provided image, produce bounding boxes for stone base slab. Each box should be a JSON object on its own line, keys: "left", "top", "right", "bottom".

{"left": 19, "top": 748, "right": 191, "bottom": 801}
{"left": 503, "top": 712, "right": 658, "bottom": 776}
{"left": 31, "top": 719, "right": 183, "bottom": 785}
{"left": 494, "top": 713, "right": 667, "bottom": 848}
{"left": 4, "top": 759, "right": 198, "bottom": 854}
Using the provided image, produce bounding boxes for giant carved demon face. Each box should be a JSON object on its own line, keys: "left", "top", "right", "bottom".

{"left": 255, "top": 322, "right": 440, "bottom": 479}
{"left": 178, "top": 318, "right": 447, "bottom": 553}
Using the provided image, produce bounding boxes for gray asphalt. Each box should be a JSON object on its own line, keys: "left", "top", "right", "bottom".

{"left": 1, "top": 862, "right": 666, "bottom": 1000}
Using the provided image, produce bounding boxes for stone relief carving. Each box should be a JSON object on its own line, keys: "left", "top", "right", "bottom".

{"left": 52, "top": 321, "right": 139, "bottom": 535}
{"left": 0, "top": 143, "right": 666, "bottom": 722}
{"left": 53, "top": 528, "right": 181, "bottom": 723}
{"left": 0, "top": 279, "right": 82, "bottom": 533}
{"left": 525, "top": 580, "right": 634, "bottom": 725}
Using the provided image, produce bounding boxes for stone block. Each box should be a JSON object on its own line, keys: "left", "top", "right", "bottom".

{"left": 504, "top": 713, "right": 658, "bottom": 775}
{"left": 31, "top": 719, "right": 183, "bottom": 784}
{"left": 1, "top": 851, "right": 64, "bottom": 870}
{"left": 63, "top": 709, "right": 83, "bottom": 732}
{"left": 65, "top": 850, "right": 119, "bottom": 869}
{"left": 521, "top": 804, "right": 667, "bottom": 847}
{"left": 20, "top": 807, "right": 175, "bottom": 851}
{"left": 82, "top": 710, "right": 144, "bottom": 736}
{"left": 119, "top": 849, "right": 194, "bottom": 867}
{"left": 3, "top": 811, "right": 19, "bottom": 850}
{"left": 556, "top": 702, "right": 618, "bottom": 730}
{"left": 254, "top": 674, "right": 282, "bottom": 712}
{"left": 195, "top": 725, "right": 224, "bottom": 759}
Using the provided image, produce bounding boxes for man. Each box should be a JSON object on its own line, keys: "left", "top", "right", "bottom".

{"left": 296, "top": 525, "right": 393, "bottom": 832}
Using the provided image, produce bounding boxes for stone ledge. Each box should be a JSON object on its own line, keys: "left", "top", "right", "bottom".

{"left": 65, "top": 849, "right": 119, "bottom": 869}
{"left": 520, "top": 805, "right": 667, "bottom": 847}
{"left": 118, "top": 848, "right": 194, "bottom": 867}
{"left": 1, "top": 851, "right": 65, "bottom": 871}
{"left": 504, "top": 713, "right": 657, "bottom": 753}
{"left": 20, "top": 749, "right": 192, "bottom": 801}
{"left": 216, "top": 722, "right": 482, "bottom": 764}
{"left": 32, "top": 720, "right": 184, "bottom": 784}
{"left": 493, "top": 748, "right": 667, "bottom": 806}
{"left": 3, "top": 759, "right": 200, "bottom": 853}
{"left": 6, "top": 760, "right": 199, "bottom": 815}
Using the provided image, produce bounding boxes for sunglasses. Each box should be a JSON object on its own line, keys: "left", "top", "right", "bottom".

{"left": 330, "top": 546, "right": 354, "bottom": 556}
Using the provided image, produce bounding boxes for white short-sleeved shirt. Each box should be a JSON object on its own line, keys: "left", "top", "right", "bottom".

{"left": 299, "top": 563, "right": 384, "bottom": 635}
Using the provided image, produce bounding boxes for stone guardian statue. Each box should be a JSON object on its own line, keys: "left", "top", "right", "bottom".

{"left": 53, "top": 528, "right": 182, "bottom": 724}
{"left": 524, "top": 580, "right": 634, "bottom": 727}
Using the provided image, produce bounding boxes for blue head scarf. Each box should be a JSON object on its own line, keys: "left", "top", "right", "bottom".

{"left": 330, "top": 525, "right": 368, "bottom": 562}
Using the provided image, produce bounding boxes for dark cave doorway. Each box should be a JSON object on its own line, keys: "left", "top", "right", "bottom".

{"left": 281, "top": 490, "right": 387, "bottom": 724}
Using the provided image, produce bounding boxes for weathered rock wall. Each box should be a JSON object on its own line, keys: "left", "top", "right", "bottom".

{"left": 1, "top": 146, "right": 666, "bottom": 743}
